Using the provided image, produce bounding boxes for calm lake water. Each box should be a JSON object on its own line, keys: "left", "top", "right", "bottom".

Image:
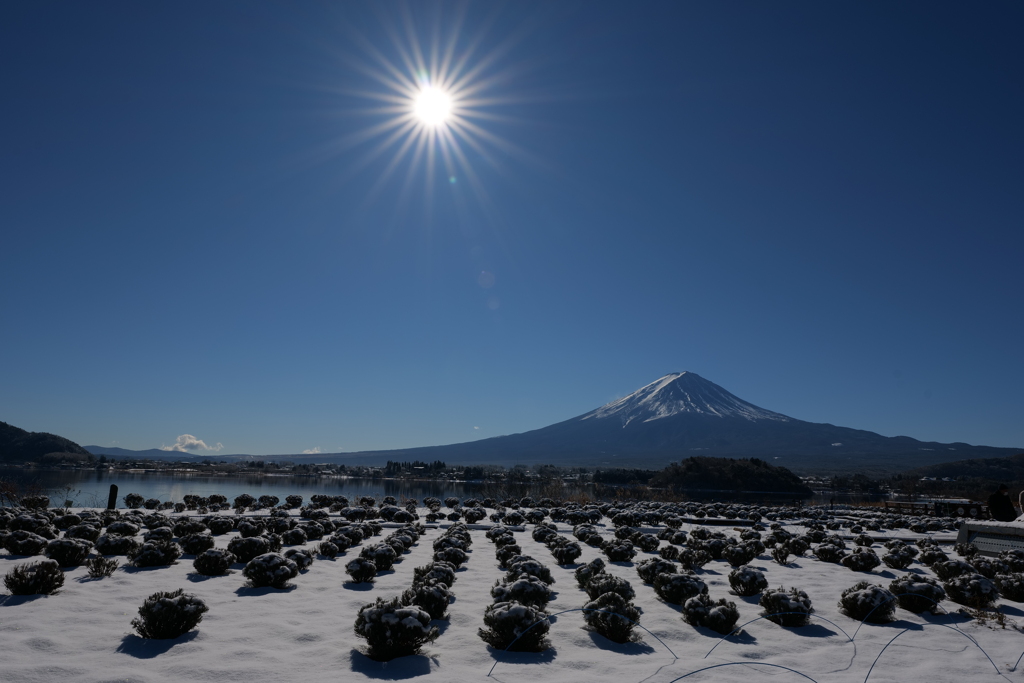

{"left": 0, "top": 467, "right": 882, "bottom": 508}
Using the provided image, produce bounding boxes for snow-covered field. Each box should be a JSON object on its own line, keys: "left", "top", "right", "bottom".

{"left": 2, "top": 505, "right": 1022, "bottom": 683}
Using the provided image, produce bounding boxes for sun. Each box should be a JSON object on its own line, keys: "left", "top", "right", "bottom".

{"left": 414, "top": 86, "right": 451, "bottom": 127}
{"left": 315, "top": 4, "right": 540, "bottom": 216}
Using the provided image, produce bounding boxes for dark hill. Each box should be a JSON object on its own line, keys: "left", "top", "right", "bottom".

{"left": 650, "top": 457, "right": 813, "bottom": 495}
{"left": 907, "top": 452, "right": 1024, "bottom": 481}
{"left": 0, "top": 421, "right": 91, "bottom": 463}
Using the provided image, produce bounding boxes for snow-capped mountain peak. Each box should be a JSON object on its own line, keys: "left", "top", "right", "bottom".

{"left": 581, "top": 372, "right": 790, "bottom": 426}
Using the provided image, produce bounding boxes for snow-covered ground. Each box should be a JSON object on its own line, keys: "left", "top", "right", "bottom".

{"left": 2, "top": 508, "right": 1022, "bottom": 683}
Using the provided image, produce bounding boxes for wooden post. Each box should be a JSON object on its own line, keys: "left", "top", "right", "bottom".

{"left": 106, "top": 484, "right": 118, "bottom": 510}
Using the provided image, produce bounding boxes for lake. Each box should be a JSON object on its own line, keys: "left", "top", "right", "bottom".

{"left": 0, "top": 467, "right": 885, "bottom": 508}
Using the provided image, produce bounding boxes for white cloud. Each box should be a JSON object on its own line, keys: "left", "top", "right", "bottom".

{"left": 474, "top": 426, "right": 479, "bottom": 430}
{"left": 302, "top": 446, "right": 322, "bottom": 454}
{"left": 161, "top": 434, "right": 224, "bottom": 452}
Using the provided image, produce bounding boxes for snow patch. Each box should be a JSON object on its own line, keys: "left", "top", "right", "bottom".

{"left": 581, "top": 372, "right": 790, "bottom": 425}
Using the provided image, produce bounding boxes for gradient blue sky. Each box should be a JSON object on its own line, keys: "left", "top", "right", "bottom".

{"left": 2, "top": 1, "right": 1022, "bottom": 455}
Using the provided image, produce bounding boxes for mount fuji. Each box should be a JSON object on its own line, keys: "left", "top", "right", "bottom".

{"left": 85, "top": 371, "right": 1021, "bottom": 475}
{"left": 301, "top": 371, "right": 1019, "bottom": 475}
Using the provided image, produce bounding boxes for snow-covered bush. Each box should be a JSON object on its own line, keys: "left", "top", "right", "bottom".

{"left": 173, "top": 520, "right": 208, "bottom": 537}
{"left": 823, "top": 534, "right": 847, "bottom": 549}
{"left": 285, "top": 495, "right": 303, "bottom": 509}
{"left": 881, "top": 549, "right": 915, "bottom": 570}
{"left": 129, "top": 541, "right": 182, "bottom": 568}
{"left": 179, "top": 533, "right": 216, "bottom": 555}
{"left": 679, "top": 548, "right": 711, "bottom": 571}
{"left": 575, "top": 558, "right": 606, "bottom": 588}
{"left": 316, "top": 541, "right": 339, "bottom": 559}
{"left": 722, "top": 542, "right": 759, "bottom": 567}
{"left": 653, "top": 571, "right": 706, "bottom": 605}
{"left": 53, "top": 514, "right": 81, "bottom": 530}
{"left": 889, "top": 574, "right": 945, "bottom": 613}
{"left": 999, "top": 550, "right": 1024, "bottom": 572}
{"left": 123, "top": 493, "right": 145, "bottom": 509}
{"left": 787, "top": 537, "right": 810, "bottom": 556}
{"left": 840, "top": 547, "right": 880, "bottom": 573}
{"left": 918, "top": 548, "right": 948, "bottom": 566}
{"left": 683, "top": 594, "right": 740, "bottom": 634}
{"left": 494, "top": 533, "right": 518, "bottom": 548}
{"left": 86, "top": 556, "right": 118, "bottom": 578}
{"left": 227, "top": 536, "right": 273, "bottom": 563}
{"left": 505, "top": 557, "right": 554, "bottom": 584}
{"left": 281, "top": 528, "right": 308, "bottom": 546}
{"left": 45, "top": 538, "right": 92, "bottom": 567}
{"left": 106, "top": 520, "right": 141, "bottom": 537}
{"left": 703, "top": 538, "right": 733, "bottom": 560}
{"left": 533, "top": 525, "right": 558, "bottom": 544}
{"left": 433, "top": 535, "right": 467, "bottom": 552}
{"left": 463, "top": 508, "right": 486, "bottom": 523}
{"left": 284, "top": 548, "right": 315, "bottom": 571}
{"left": 950, "top": 540, "right": 974, "bottom": 557}
{"left": 771, "top": 544, "right": 790, "bottom": 566}
{"left": 193, "top": 548, "right": 236, "bottom": 575}
{"left": 728, "top": 565, "right": 768, "bottom": 597}
{"left": 503, "top": 511, "right": 526, "bottom": 526}
{"left": 243, "top": 553, "right": 298, "bottom": 589}
{"left": 550, "top": 541, "right": 582, "bottom": 565}
{"left": 636, "top": 558, "right": 677, "bottom": 584}
{"left": 496, "top": 542, "right": 523, "bottom": 564}
{"left": 205, "top": 517, "right": 234, "bottom": 535}
{"left": 361, "top": 543, "right": 398, "bottom": 571}
{"left": 839, "top": 582, "right": 895, "bottom": 623}
{"left": 634, "top": 533, "right": 660, "bottom": 553}
{"left": 994, "top": 573, "right": 1024, "bottom": 602}
{"left": 95, "top": 533, "right": 140, "bottom": 556}
{"left": 602, "top": 539, "right": 636, "bottom": 563}
{"left": 21, "top": 495, "right": 50, "bottom": 509}
{"left": 144, "top": 527, "right": 173, "bottom": 543}
{"left": 434, "top": 546, "right": 468, "bottom": 569}
{"left": 66, "top": 524, "right": 101, "bottom": 542}
{"left": 355, "top": 597, "right": 439, "bottom": 660}
{"left": 131, "top": 589, "right": 208, "bottom": 639}
{"left": 583, "top": 591, "right": 641, "bottom": 643}
{"left": 933, "top": 559, "right": 976, "bottom": 582}
{"left": 760, "top": 587, "right": 813, "bottom": 627}
{"left": 346, "top": 557, "right": 378, "bottom": 583}
{"left": 4, "top": 559, "right": 64, "bottom": 595}
{"left": 971, "top": 557, "right": 1010, "bottom": 579}
{"left": 478, "top": 601, "right": 550, "bottom": 652}
{"left": 414, "top": 561, "right": 456, "bottom": 588}
{"left": 4, "top": 530, "right": 48, "bottom": 556}
{"left": 659, "top": 545, "right": 681, "bottom": 561}
{"left": 814, "top": 543, "right": 846, "bottom": 564}
{"left": 944, "top": 573, "right": 998, "bottom": 607}
{"left": 402, "top": 579, "right": 451, "bottom": 620}
{"left": 491, "top": 574, "right": 552, "bottom": 608}
{"left": 585, "top": 572, "right": 637, "bottom": 602}
{"left": 854, "top": 534, "right": 873, "bottom": 547}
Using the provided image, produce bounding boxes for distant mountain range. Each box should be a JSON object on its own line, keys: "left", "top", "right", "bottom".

{"left": 85, "top": 371, "right": 1021, "bottom": 475}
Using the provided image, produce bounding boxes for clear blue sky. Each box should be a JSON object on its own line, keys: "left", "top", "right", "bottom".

{"left": 2, "top": 1, "right": 1022, "bottom": 455}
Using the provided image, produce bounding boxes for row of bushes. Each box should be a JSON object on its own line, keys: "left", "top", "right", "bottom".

{"left": 353, "top": 523, "right": 468, "bottom": 660}
{"left": 479, "top": 524, "right": 555, "bottom": 651}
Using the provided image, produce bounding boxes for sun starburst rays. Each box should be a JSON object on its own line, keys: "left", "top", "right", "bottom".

{"left": 311, "top": 6, "right": 541, "bottom": 223}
